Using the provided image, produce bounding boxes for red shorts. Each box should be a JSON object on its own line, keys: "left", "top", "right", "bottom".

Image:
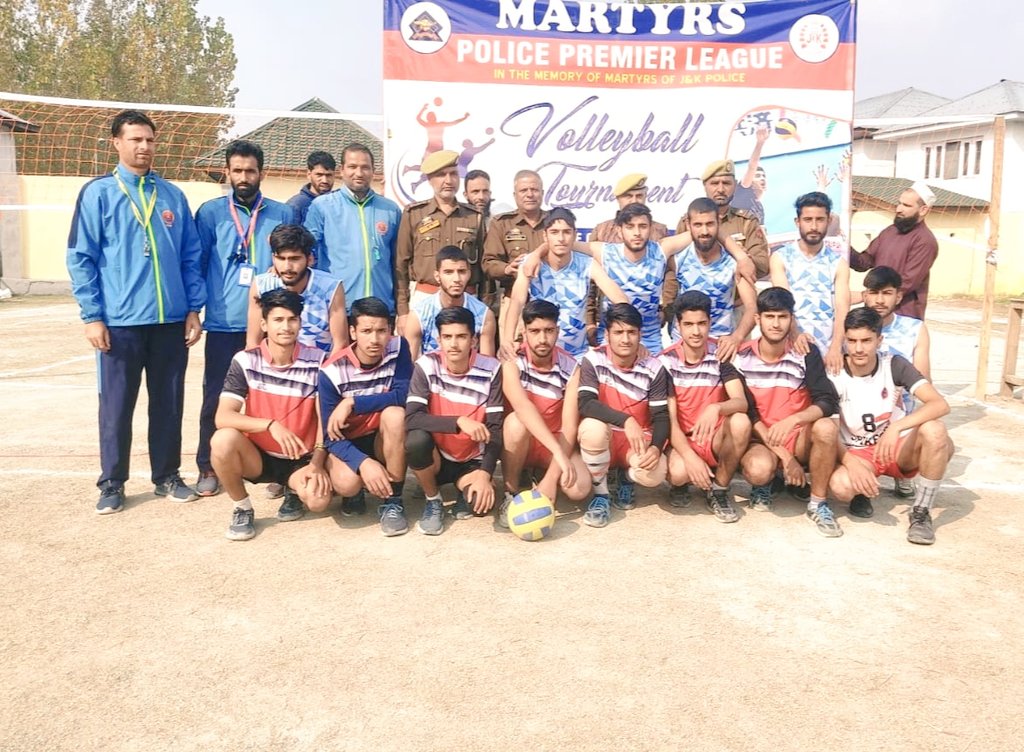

{"left": 525, "top": 438, "right": 553, "bottom": 469}
{"left": 687, "top": 436, "right": 718, "bottom": 469}
{"left": 847, "top": 438, "right": 919, "bottom": 480}
{"left": 610, "top": 429, "right": 654, "bottom": 469}
{"left": 754, "top": 423, "right": 807, "bottom": 456}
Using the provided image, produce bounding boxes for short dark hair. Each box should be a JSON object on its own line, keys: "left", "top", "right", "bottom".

{"left": 604, "top": 302, "right": 643, "bottom": 331}
{"left": 269, "top": 224, "right": 315, "bottom": 255}
{"left": 614, "top": 203, "right": 653, "bottom": 226}
{"left": 864, "top": 265, "right": 903, "bottom": 291}
{"left": 844, "top": 306, "right": 883, "bottom": 335}
{"left": 672, "top": 290, "right": 712, "bottom": 322}
{"left": 435, "top": 305, "right": 475, "bottom": 334}
{"left": 341, "top": 143, "right": 374, "bottom": 168}
{"left": 465, "top": 169, "right": 490, "bottom": 183}
{"left": 522, "top": 299, "right": 560, "bottom": 325}
{"left": 757, "top": 286, "right": 796, "bottom": 314}
{"left": 259, "top": 288, "right": 303, "bottom": 319}
{"left": 111, "top": 109, "right": 156, "bottom": 137}
{"left": 795, "top": 191, "right": 833, "bottom": 217}
{"left": 349, "top": 296, "right": 392, "bottom": 327}
{"left": 436, "top": 245, "right": 469, "bottom": 269}
{"left": 225, "top": 139, "right": 264, "bottom": 171}
{"left": 541, "top": 206, "right": 576, "bottom": 231}
{"left": 307, "top": 150, "right": 336, "bottom": 171}
{"left": 687, "top": 197, "right": 718, "bottom": 218}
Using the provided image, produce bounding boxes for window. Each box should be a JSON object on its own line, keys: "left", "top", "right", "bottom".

{"left": 942, "top": 141, "right": 961, "bottom": 179}
{"left": 963, "top": 142, "right": 970, "bottom": 176}
{"left": 924, "top": 146, "right": 931, "bottom": 178}
{"left": 975, "top": 140, "right": 982, "bottom": 175}
{"left": 934, "top": 145, "right": 943, "bottom": 178}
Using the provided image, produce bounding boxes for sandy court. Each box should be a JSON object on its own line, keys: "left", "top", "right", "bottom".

{"left": 1, "top": 296, "right": 1023, "bottom": 751}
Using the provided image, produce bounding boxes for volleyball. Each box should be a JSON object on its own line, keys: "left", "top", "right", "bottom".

{"left": 507, "top": 488, "right": 555, "bottom": 541}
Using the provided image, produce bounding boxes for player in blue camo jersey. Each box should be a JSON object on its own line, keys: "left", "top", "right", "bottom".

{"left": 501, "top": 207, "right": 628, "bottom": 359}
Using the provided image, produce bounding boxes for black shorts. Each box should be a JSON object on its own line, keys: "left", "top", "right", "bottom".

{"left": 245, "top": 450, "right": 310, "bottom": 486}
{"left": 347, "top": 432, "right": 379, "bottom": 459}
{"left": 436, "top": 456, "right": 483, "bottom": 487}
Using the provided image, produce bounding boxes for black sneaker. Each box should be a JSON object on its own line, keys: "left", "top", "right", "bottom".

{"left": 276, "top": 490, "right": 305, "bottom": 522}
{"left": 450, "top": 490, "right": 472, "bottom": 519}
{"left": 706, "top": 489, "right": 739, "bottom": 523}
{"left": 378, "top": 499, "right": 409, "bottom": 537}
{"left": 907, "top": 506, "right": 935, "bottom": 545}
{"left": 96, "top": 484, "right": 125, "bottom": 515}
{"left": 154, "top": 474, "right": 198, "bottom": 502}
{"left": 341, "top": 489, "right": 366, "bottom": 517}
{"left": 787, "top": 483, "right": 811, "bottom": 501}
{"left": 849, "top": 494, "right": 874, "bottom": 518}
{"left": 748, "top": 484, "right": 774, "bottom": 512}
{"left": 226, "top": 507, "right": 256, "bottom": 541}
{"left": 669, "top": 484, "right": 692, "bottom": 508}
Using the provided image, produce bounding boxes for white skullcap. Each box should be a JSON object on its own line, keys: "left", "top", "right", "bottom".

{"left": 909, "top": 181, "right": 936, "bottom": 208}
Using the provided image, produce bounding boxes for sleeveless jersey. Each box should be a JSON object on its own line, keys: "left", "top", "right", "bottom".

{"left": 597, "top": 240, "right": 667, "bottom": 353}
{"left": 672, "top": 245, "right": 737, "bottom": 338}
{"left": 256, "top": 269, "right": 340, "bottom": 352}
{"left": 528, "top": 252, "right": 593, "bottom": 358}
{"left": 775, "top": 243, "right": 841, "bottom": 350}
{"left": 412, "top": 291, "right": 489, "bottom": 354}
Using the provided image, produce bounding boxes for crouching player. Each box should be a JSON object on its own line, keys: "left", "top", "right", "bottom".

{"left": 828, "top": 308, "right": 952, "bottom": 545}
{"left": 659, "top": 291, "right": 751, "bottom": 522}
{"left": 319, "top": 297, "right": 412, "bottom": 536}
{"left": 500, "top": 300, "right": 592, "bottom": 525}
{"left": 577, "top": 303, "right": 669, "bottom": 528}
{"left": 212, "top": 289, "right": 332, "bottom": 540}
{"left": 736, "top": 288, "right": 843, "bottom": 537}
{"left": 406, "top": 306, "right": 504, "bottom": 535}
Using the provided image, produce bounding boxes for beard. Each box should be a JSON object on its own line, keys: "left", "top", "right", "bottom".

{"left": 893, "top": 214, "right": 918, "bottom": 234}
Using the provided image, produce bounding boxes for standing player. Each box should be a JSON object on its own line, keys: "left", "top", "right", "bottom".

{"left": 212, "top": 290, "right": 331, "bottom": 541}
{"left": 67, "top": 109, "right": 204, "bottom": 513}
{"left": 319, "top": 297, "right": 412, "bottom": 536}
{"left": 660, "top": 291, "right": 751, "bottom": 523}
{"left": 500, "top": 300, "right": 592, "bottom": 524}
{"left": 736, "top": 288, "right": 843, "bottom": 538}
{"left": 405, "top": 246, "right": 496, "bottom": 360}
{"left": 501, "top": 208, "right": 627, "bottom": 358}
{"left": 770, "top": 191, "right": 850, "bottom": 374}
{"left": 827, "top": 308, "right": 952, "bottom": 545}
{"left": 194, "top": 140, "right": 295, "bottom": 497}
{"left": 406, "top": 307, "right": 504, "bottom": 535}
{"left": 577, "top": 303, "right": 669, "bottom": 528}
{"left": 287, "top": 151, "right": 336, "bottom": 225}
{"left": 246, "top": 224, "right": 348, "bottom": 354}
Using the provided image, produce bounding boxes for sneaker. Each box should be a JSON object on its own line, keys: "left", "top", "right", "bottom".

{"left": 894, "top": 478, "right": 916, "bottom": 498}
{"left": 669, "top": 484, "right": 692, "bottom": 508}
{"left": 417, "top": 499, "right": 444, "bottom": 535}
{"left": 96, "top": 484, "right": 125, "bottom": 515}
{"left": 276, "top": 490, "right": 305, "bottom": 522}
{"left": 807, "top": 502, "right": 843, "bottom": 538}
{"left": 583, "top": 494, "right": 611, "bottom": 528}
{"left": 787, "top": 483, "right": 811, "bottom": 501}
{"left": 450, "top": 490, "right": 472, "bottom": 519}
{"left": 226, "top": 507, "right": 256, "bottom": 541}
{"left": 496, "top": 492, "right": 513, "bottom": 530}
{"left": 341, "top": 489, "right": 366, "bottom": 517}
{"left": 706, "top": 488, "right": 739, "bottom": 523}
{"left": 907, "top": 506, "right": 935, "bottom": 545}
{"left": 849, "top": 494, "right": 874, "bottom": 518}
{"left": 748, "top": 484, "right": 773, "bottom": 512}
{"left": 378, "top": 499, "right": 409, "bottom": 537}
{"left": 195, "top": 471, "right": 220, "bottom": 497}
{"left": 154, "top": 474, "right": 198, "bottom": 503}
{"left": 612, "top": 469, "right": 635, "bottom": 510}
{"left": 264, "top": 482, "right": 285, "bottom": 500}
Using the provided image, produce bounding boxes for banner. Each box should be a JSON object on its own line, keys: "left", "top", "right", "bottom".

{"left": 383, "top": 1, "right": 856, "bottom": 242}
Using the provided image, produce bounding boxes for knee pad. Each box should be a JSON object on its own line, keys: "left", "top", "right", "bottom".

{"left": 405, "top": 429, "right": 435, "bottom": 470}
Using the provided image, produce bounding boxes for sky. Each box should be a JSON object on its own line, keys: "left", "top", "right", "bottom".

{"left": 196, "top": 0, "right": 1024, "bottom": 118}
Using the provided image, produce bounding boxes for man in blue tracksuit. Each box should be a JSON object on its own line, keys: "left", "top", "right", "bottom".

{"left": 304, "top": 143, "right": 401, "bottom": 313}
{"left": 193, "top": 140, "right": 295, "bottom": 496}
{"left": 286, "top": 150, "right": 336, "bottom": 225}
{"left": 67, "top": 110, "right": 206, "bottom": 514}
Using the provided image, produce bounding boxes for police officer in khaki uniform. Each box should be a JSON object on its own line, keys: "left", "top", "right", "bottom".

{"left": 395, "top": 150, "right": 484, "bottom": 328}
{"left": 586, "top": 174, "right": 670, "bottom": 340}
{"left": 483, "top": 169, "right": 547, "bottom": 330}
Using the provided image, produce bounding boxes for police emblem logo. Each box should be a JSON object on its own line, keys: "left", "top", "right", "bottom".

{"left": 409, "top": 12, "right": 442, "bottom": 42}
{"left": 401, "top": 3, "right": 451, "bottom": 54}
{"left": 161, "top": 209, "right": 175, "bottom": 227}
{"left": 789, "top": 14, "right": 841, "bottom": 64}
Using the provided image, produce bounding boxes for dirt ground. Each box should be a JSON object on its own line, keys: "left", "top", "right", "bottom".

{"left": 1, "top": 296, "right": 1022, "bottom": 752}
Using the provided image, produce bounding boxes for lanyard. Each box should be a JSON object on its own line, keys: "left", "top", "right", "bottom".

{"left": 112, "top": 170, "right": 158, "bottom": 254}
{"left": 228, "top": 193, "right": 264, "bottom": 263}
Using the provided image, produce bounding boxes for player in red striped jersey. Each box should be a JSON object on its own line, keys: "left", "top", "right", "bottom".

{"left": 577, "top": 303, "right": 670, "bottom": 528}
{"left": 659, "top": 291, "right": 751, "bottom": 522}
{"left": 406, "top": 306, "right": 504, "bottom": 535}
{"left": 212, "top": 289, "right": 332, "bottom": 541}
{"left": 499, "top": 299, "right": 592, "bottom": 525}
{"left": 735, "top": 287, "right": 843, "bottom": 538}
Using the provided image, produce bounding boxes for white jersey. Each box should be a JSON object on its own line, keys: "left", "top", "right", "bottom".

{"left": 829, "top": 353, "right": 928, "bottom": 449}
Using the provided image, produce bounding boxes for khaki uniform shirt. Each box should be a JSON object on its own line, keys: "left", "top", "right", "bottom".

{"left": 482, "top": 209, "right": 547, "bottom": 292}
{"left": 395, "top": 198, "right": 483, "bottom": 315}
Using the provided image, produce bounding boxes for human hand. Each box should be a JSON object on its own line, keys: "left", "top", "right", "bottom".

{"left": 456, "top": 416, "right": 490, "bottom": 443}
{"left": 874, "top": 425, "right": 900, "bottom": 467}
{"left": 327, "top": 398, "right": 354, "bottom": 441}
{"left": 359, "top": 457, "right": 394, "bottom": 499}
{"left": 269, "top": 421, "right": 309, "bottom": 459}
{"left": 623, "top": 417, "right": 648, "bottom": 458}
{"left": 633, "top": 445, "right": 661, "bottom": 471}
{"left": 790, "top": 331, "right": 812, "bottom": 356}
{"left": 782, "top": 455, "right": 806, "bottom": 487}
{"left": 464, "top": 470, "right": 495, "bottom": 514}
{"left": 184, "top": 311, "right": 203, "bottom": 347}
{"left": 825, "top": 344, "right": 843, "bottom": 376}
{"left": 766, "top": 416, "right": 799, "bottom": 448}
{"left": 498, "top": 341, "right": 518, "bottom": 363}
{"left": 690, "top": 404, "right": 721, "bottom": 448}
{"left": 84, "top": 321, "right": 110, "bottom": 352}
{"left": 296, "top": 464, "right": 332, "bottom": 500}
{"left": 813, "top": 164, "right": 833, "bottom": 191}
{"left": 755, "top": 123, "right": 770, "bottom": 144}
{"left": 846, "top": 454, "right": 879, "bottom": 497}
{"left": 682, "top": 450, "right": 713, "bottom": 491}
{"left": 554, "top": 450, "right": 577, "bottom": 489}
{"left": 715, "top": 334, "right": 740, "bottom": 362}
